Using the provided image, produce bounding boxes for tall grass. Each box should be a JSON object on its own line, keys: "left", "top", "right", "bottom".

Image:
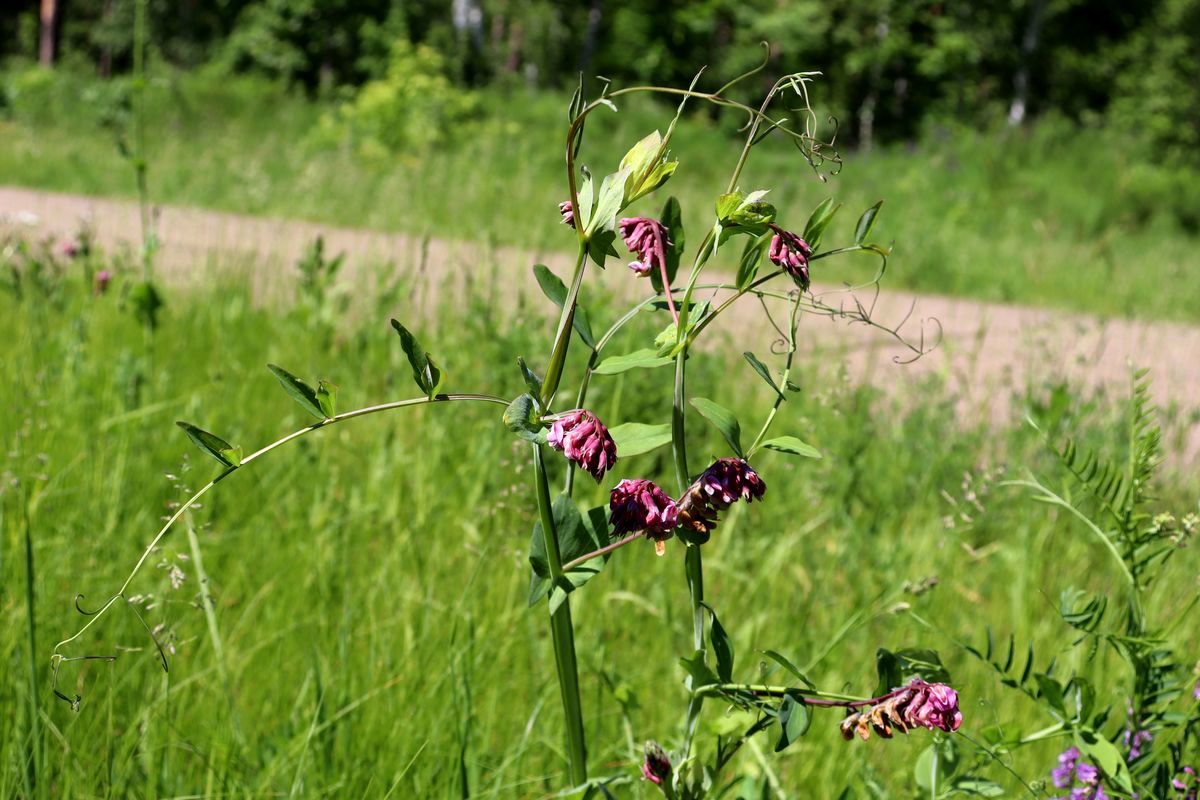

{"left": 1, "top": 65, "right": 1199, "bottom": 322}
{"left": 1, "top": 241, "right": 1196, "bottom": 797}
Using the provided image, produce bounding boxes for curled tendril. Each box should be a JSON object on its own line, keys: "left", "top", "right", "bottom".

{"left": 74, "top": 593, "right": 118, "bottom": 616}
{"left": 51, "top": 653, "right": 117, "bottom": 712}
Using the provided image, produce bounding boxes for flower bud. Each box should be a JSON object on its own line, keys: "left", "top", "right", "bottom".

{"left": 767, "top": 225, "right": 813, "bottom": 290}
{"left": 641, "top": 740, "right": 672, "bottom": 786}
{"left": 559, "top": 200, "right": 576, "bottom": 228}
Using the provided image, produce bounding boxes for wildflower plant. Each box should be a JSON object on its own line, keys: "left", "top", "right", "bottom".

{"left": 51, "top": 54, "right": 959, "bottom": 794}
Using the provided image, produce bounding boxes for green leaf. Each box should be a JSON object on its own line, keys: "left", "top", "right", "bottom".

{"left": 529, "top": 497, "right": 611, "bottom": 609}
{"left": 609, "top": 422, "right": 673, "bottom": 457}
{"left": 758, "top": 650, "right": 816, "bottom": 689}
{"left": 854, "top": 201, "right": 883, "bottom": 245}
{"left": 620, "top": 130, "right": 662, "bottom": 182}
{"left": 759, "top": 436, "right": 821, "bottom": 459}
{"left": 730, "top": 200, "right": 776, "bottom": 227}
{"left": 390, "top": 319, "right": 444, "bottom": 399}
{"left": 1075, "top": 730, "right": 1133, "bottom": 794}
{"left": 1036, "top": 673, "right": 1066, "bottom": 716}
{"left": 690, "top": 397, "right": 743, "bottom": 457}
{"left": 736, "top": 232, "right": 770, "bottom": 290}
{"left": 705, "top": 604, "right": 735, "bottom": 683}
{"left": 653, "top": 196, "right": 684, "bottom": 294}
{"left": 593, "top": 349, "right": 673, "bottom": 375}
{"left": 774, "top": 691, "right": 810, "bottom": 752}
{"left": 679, "top": 650, "right": 720, "bottom": 689}
{"left": 532, "top": 264, "right": 597, "bottom": 348}
{"left": 743, "top": 352, "right": 784, "bottom": 400}
{"left": 503, "top": 394, "right": 542, "bottom": 443}
{"left": 266, "top": 364, "right": 325, "bottom": 420}
{"left": 586, "top": 168, "right": 631, "bottom": 236}
{"left": 802, "top": 197, "right": 841, "bottom": 252}
{"left": 516, "top": 357, "right": 543, "bottom": 398}
{"left": 176, "top": 422, "right": 241, "bottom": 467}
{"left": 950, "top": 779, "right": 1005, "bottom": 797}
{"left": 586, "top": 228, "right": 620, "bottom": 269}
{"left": 316, "top": 380, "right": 337, "bottom": 418}
{"left": 715, "top": 191, "right": 744, "bottom": 222}
{"left": 575, "top": 167, "right": 595, "bottom": 228}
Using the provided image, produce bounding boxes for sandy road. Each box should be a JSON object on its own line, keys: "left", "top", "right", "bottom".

{"left": 3, "top": 185, "right": 1198, "bottom": 462}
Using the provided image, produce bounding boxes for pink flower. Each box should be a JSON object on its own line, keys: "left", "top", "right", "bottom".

{"left": 559, "top": 200, "right": 576, "bottom": 228}
{"left": 60, "top": 240, "right": 80, "bottom": 259}
{"left": 93, "top": 270, "right": 112, "bottom": 295}
{"left": 677, "top": 458, "right": 766, "bottom": 539}
{"left": 609, "top": 479, "right": 678, "bottom": 543}
{"left": 767, "top": 225, "right": 813, "bottom": 290}
{"left": 641, "top": 740, "right": 672, "bottom": 786}
{"left": 619, "top": 217, "right": 670, "bottom": 280}
{"left": 547, "top": 409, "right": 617, "bottom": 480}
{"left": 902, "top": 680, "right": 963, "bottom": 733}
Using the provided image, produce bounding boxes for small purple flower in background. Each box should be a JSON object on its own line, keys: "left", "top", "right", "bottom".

{"left": 547, "top": 409, "right": 617, "bottom": 481}
{"left": 559, "top": 200, "right": 575, "bottom": 228}
{"left": 94, "top": 270, "right": 112, "bottom": 295}
{"left": 1049, "top": 745, "right": 1109, "bottom": 800}
{"left": 619, "top": 217, "right": 670, "bottom": 280}
{"left": 641, "top": 740, "right": 672, "bottom": 787}
{"left": 677, "top": 458, "right": 767, "bottom": 538}
{"left": 60, "top": 239, "right": 80, "bottom": 259}
{"left": 609, "top": 479, "right": 679, "bottom": 552}
{"left": 1173, "top": 766, "right": 1198, "bottom": 800}
{"left": 767, "top": 224, "right": 813, "bottom": 290}
{"left": 1123, "top": 702, "right": 1153, "bottom": 760}
{"left": 1193, "top": 677, "right": 1199, "bottom": 701}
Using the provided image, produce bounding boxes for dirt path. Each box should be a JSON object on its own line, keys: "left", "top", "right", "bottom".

{"left": 4, "top": 186, "right": 1199, "bottom": 462}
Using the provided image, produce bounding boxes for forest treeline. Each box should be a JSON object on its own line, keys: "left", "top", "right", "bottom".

{"left": 3, "top": 0, "right": 1197, "bottom": 154}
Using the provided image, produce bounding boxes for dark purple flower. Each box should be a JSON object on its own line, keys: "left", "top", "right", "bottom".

{"left": 547, "top": 409, "right": 617, "bottom": 481}
{"left": 677, "top": 458, "right": 766, "bottom": 539}
{"left": 609, "top": 479, "right": 678, "bottom": 547}
{"left": 767, "top": 224, "right": 813, "bottom": 290}
{"left": 641, "top": 740, "right": 672, "bottom": 787}
{"left": 902, "top": 679, "right": 963, "bottom": 733}
{"left": 559, "top": 200, "right": 576, "bottom": 228}
{"left": 619, "top": 217, "right": 670, "bottom": 280}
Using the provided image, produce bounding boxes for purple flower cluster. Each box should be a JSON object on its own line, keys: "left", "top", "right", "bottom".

{"left": 619, "top": 216, "right": 670, "bottom": 278}
{"left": 767, "top": 225, "right": 813, "bottom": 290}
{"left": 678, "top": 458, "right": 766, "bottom": 538}
{"left": 840, "top": 679, "right": 963, "bottom": 740}
{"left": 610, "top": 479, "right": 678, "bottom": 550}
{"left": 547, "top": 409, "right": 617, "bottom": 481}
{"left": 559, "top": 200, "right": 576, "bottom": 228}
{"left": 641, "top": 740, "right": 672, "bottom": 787}
{"left": 1051, "top": 747, "right": 1108, "bottom": 800}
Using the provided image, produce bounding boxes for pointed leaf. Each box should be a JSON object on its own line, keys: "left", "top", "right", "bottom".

{"left": 593, "top": 349, "right": 673, "bottom": 375}
{"left": 854, "top": 201, "right": 883, "bottom": 245}
{"left": 316, "top": 380, "right": 338, "bottom": 418}
{"left": 802, "top": 197, "right": 841, "bottom": 252}
{"left": 176, "top": 422, "right": 241, "bottom": 467}
{"left": 736, "top": 232, "right": 770, "bottom": 290}
{"left": 608, "top": 422, "right": 673, "bottom": 457}
{"left": 532, "top": 264, "right": 597, "bottom": 348}
{"left": 759, "top": 650, "right": 816, "bottom": 689}
{"left": 705, "top": 604, "right": 735, "bottom": 683}
{"left": 679, "top": 650, "right": 720, "bottom": 689}
{"left": 267, "top": 364, "right": 325, "bottom": 420}
{"left": 690, "top": 397, "right": 743, "bottom": 457}
{"left": 390, "top": 319, "right": 443, "bottom": 399}
{"left": 743, "top": 352, "right": 784, "bottom": 400}
{"left": 586, "top": 168, "right": 631, "bottom": 236}
{"left": 775, "top": 691, "right": 811, "bottom": 752}
{"left": 517, "top": 357, "right": 543, "bottom": 398}
{"left": 653, "top": 196, "right": 684, "bottom": 294}
{"left": 504, "top": 394, "right": 542, "bottom": 442}
{"left": 760, "top": 436, "right": 821, "bottom": 459}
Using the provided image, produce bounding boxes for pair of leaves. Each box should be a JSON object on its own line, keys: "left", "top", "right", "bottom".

{"left": 267, "top": 363, "right": 337, "bottom": 420}
{"left": 391, "top": 319, "right": 444, "bottom": 399}
{"left": 774, "top": 691, "right": 812, "bottom": 752}
{"left": 620, "top": 130, "right": 678, "bottom": 207}
{"left": 532, "top": 264, "right": 597, "bottom": 348}
{"left": 528, "top": 495, "right": 611, "bottom": 611}
{"left": 802, "top": 197, "right": 841, "bottom": 253}
{"left": 690, "top": 397, "right": 821, "bottom": 460}
{"left": 176, "top": 422, "right": 242, "bottom": 468}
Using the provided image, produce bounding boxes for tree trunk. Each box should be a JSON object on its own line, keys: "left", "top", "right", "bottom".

{"left": 1008, "top": 0, "right": 1047, "bottom": 125}
{"left": 38, "top": 0, "right": 59, "bottom": 66}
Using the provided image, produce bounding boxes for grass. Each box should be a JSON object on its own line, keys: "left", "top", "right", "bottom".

{"left": 1, "top": 65, "right": 1199, "bottom": 322}
{"left": 1, "top": 235, "right": 1197, "bottom": 798}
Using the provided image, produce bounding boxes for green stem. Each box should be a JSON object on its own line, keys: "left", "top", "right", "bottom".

{"left": 50, "top": 393, "right": 507, "bottom": 674}
{"left": 533, "top": 447, "right": 589, "bottom": 785}
{"left": 746, "top": 293, "right": 802, "bottom": 456}
{"left": 540, "top": 244, "right": 589, "bottom": 409}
